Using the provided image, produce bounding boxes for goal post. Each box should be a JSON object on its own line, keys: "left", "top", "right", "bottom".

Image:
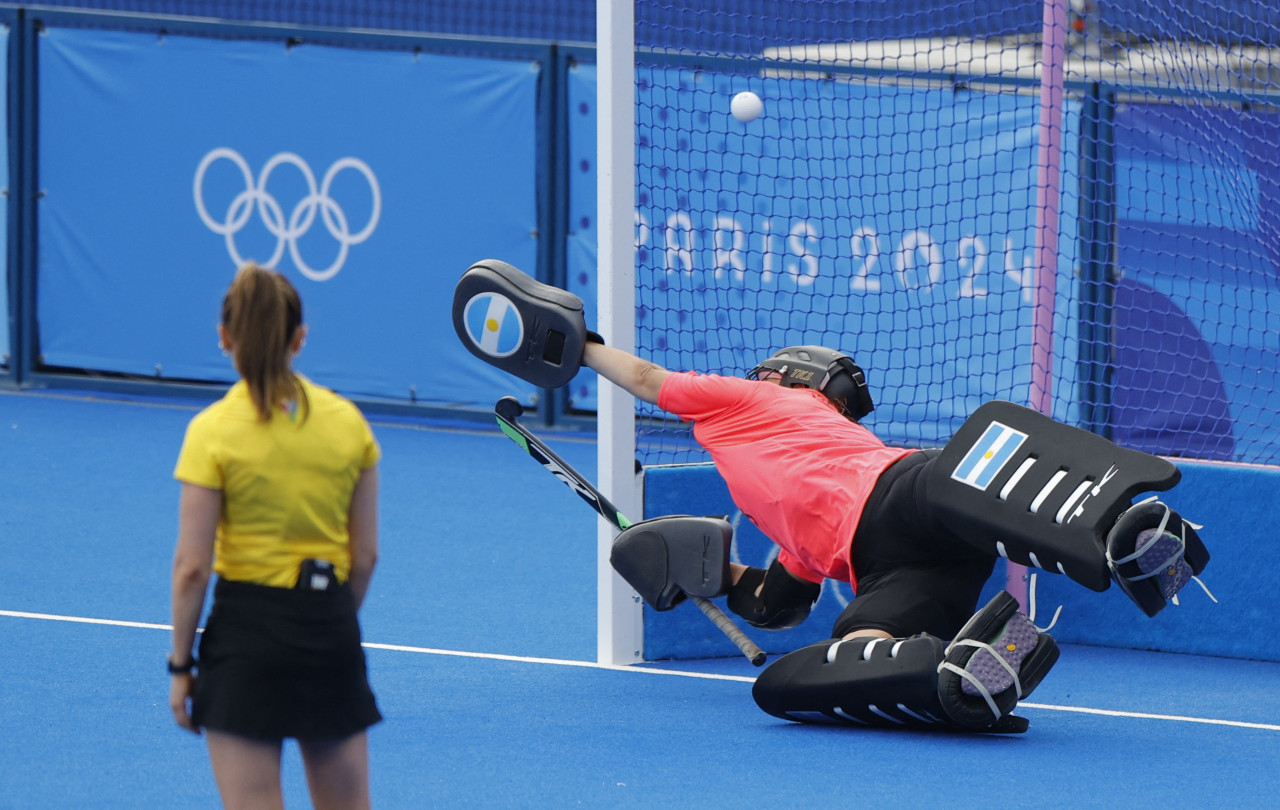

{"left": 595, "top": 0, "right": 643, "bottom": 666}
{"left": 596, "top": 0, "right": 1280, "bottom": 662}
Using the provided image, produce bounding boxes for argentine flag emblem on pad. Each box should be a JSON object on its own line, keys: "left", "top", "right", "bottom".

{"left": 462, "top": 292, "right": 524, "bottom": 358}
{"left": 950, "top": 421, "right": 1027, "bottom": 491}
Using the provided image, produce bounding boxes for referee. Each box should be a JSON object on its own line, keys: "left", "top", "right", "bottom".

{"left": 169, "top": 263, "right": 381, "bottom": 809}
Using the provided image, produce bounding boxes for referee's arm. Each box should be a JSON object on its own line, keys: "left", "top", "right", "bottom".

{"left": 171, "top": 483, "right": 219, "bottom": 659}
{"left": 170, "top": 482, "right": 219, "bottom": 733}
{"left": 347, "top": 466, "right": 379, "bottom": 610}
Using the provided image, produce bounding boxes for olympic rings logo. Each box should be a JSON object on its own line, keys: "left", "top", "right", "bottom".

{"left": 193, "top": 148, "right": 381, "bottom": 281}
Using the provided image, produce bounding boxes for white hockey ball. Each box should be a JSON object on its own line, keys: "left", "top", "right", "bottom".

{"left": 730, "top": 91, "right": 764, "bottom": 123}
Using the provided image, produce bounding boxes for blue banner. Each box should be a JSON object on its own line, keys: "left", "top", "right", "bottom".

{"left": 564, "top": 61, "right": 601, "bottom": 412}
{"left": 1113, "top": 104, "right": 1280, "bottom": 465}
{"left": 36, "top": 27, "right": 541, "bottom": 405}
{"left": 0, "top": 22, "right": 8, "bottom": 369}
{"left": 568, "top": 65, "right": 1082, "bottom": 447}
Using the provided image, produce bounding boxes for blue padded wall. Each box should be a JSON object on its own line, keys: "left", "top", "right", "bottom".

{"left": 644, "top": 459, "right": 1274, "bottom": 662}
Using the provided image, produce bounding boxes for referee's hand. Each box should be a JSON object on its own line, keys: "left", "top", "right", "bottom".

{"left": 169, "top": 674, "right": 201, "bottom": 735}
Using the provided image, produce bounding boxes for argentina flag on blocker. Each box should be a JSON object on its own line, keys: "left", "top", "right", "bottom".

{"left": 463, "top": 292, "right": 525, "bottom": 358}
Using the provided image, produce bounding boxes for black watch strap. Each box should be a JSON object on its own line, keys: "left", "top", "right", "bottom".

{"left": 167, "top": 654, "right": 196, "bottom": 674}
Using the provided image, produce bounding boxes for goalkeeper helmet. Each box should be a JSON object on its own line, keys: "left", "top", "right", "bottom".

{"left": 746, "top": 345, "right": 875, "bottom": 421}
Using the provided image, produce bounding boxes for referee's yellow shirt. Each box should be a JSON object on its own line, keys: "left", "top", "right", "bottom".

{"left": 174, "top": 376, "right": 381, "bottom": 588}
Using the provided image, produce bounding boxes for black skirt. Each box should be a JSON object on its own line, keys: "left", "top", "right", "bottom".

{"left": 192, "top": 577, "right": 382, "bottom": 740}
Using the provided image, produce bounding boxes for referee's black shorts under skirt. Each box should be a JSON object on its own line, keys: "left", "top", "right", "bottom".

{"left": 192, "top": 577, "right": 382, "bottom": 740}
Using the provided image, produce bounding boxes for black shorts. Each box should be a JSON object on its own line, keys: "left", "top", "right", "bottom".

{"left": 831, "top": 450, "right": 997, "bottom": 641}
{"left": 192, "top": 578, "right": 382, "bottom": 740}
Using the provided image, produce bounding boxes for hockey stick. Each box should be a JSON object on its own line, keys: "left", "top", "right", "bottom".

{"left": 494, "top": 397, "right": 767, "bottom": 667}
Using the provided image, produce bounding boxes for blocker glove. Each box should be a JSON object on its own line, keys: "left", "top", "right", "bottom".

{"left": 452, "top": 259, "right": 590, "bottom": 389}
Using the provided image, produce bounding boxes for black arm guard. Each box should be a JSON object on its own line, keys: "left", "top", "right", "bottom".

{"left": 727, "top": 566, "right": 766, "bottom": 621}
{"left": 727, "top": 558, "right": 821, "bottom": 630}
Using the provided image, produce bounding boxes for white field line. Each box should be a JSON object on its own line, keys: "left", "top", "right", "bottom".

{"left": 4, "top": 609, "right": 1279, "bottom": 732}
{"left": 361, "top": 641, "right": 749, "bottom": 682}
{"left": 1018, "top": 701, "right": 1280, "bottom": 732}
{"left": 0, "top": 609, "right": 173, "bottom": 631}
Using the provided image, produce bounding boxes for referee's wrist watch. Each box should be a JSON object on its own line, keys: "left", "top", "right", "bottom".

{"left": 167, "top": 654, "right": 196, "bottom": 675}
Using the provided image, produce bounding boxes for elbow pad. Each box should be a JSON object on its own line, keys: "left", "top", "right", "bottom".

{"left": 727, "top": 558, "right": 822, "bottom": 630}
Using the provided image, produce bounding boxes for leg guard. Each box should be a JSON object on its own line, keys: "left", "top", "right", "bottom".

{"left": 752, "top": 634, "right": 956, "bottom": 729}
{"left": 609, "top": 516, "right": 733, "bottom": 611}
{"left": 452, "top": 259, "right": 588, "bottom": 389}
{"left": 929, "top": 401, "right": 1185, "bottom": 593}
{"left": 753, "top": 592, "right": 1056, "bottom": 734}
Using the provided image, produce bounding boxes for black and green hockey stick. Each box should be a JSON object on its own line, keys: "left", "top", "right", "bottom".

{"left": 494, "top": 397, "right": 766, "bottom": 667}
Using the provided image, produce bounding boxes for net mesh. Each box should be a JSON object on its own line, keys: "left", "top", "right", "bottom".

{"left": 34, "top": 1, "right": 1280, "bottom": 468}
{"left": 630, "top": 0, "right": 1280, "bottom": 468}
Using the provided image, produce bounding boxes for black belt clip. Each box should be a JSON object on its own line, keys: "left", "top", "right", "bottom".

{"left": 297, "top": 559, "right": 337, "bottom": 592}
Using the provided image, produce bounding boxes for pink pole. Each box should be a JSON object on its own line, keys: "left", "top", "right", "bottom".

{"left": 1009, "top": 0, "right": 1068, "bottom": 610}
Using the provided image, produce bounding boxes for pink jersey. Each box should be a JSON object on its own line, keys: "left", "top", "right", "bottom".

{"left": 658, "top": 371, "right": 913, "bottom": 587}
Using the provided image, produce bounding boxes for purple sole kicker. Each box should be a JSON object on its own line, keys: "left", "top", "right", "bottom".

{"left": 1134, "top": 529, "right": 1192, "bottom": 598}
{"left": 961, "top": 613, "right": 1041, "bottom": 697}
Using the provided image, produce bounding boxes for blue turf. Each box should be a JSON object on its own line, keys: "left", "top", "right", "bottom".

{"left": 0, "top": 390, "right": 599, "bottom": 660}
{"left": 3, "top": 390, "right": 1279, "bottom": 808}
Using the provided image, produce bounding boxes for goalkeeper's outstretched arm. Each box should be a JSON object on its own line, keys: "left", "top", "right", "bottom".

{"left": 584, "top": 343, "right": 670, "bottom": 405}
